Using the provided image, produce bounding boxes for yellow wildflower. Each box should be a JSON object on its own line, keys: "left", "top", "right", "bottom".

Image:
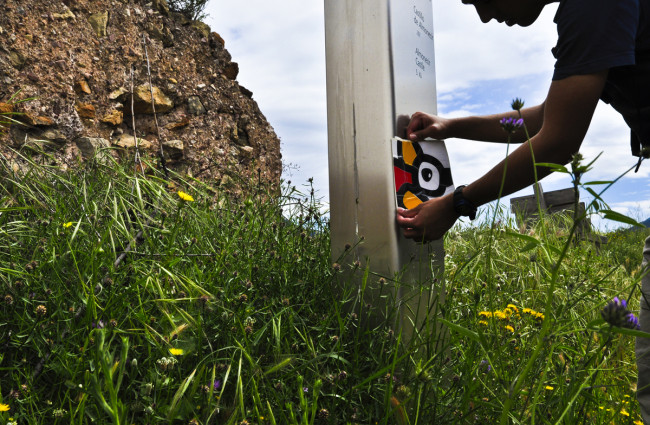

{"left": 507, "top": 304, "right": 519, "bottom": 313}
{"left": 504, "top": 325, "right": 514, "bottom": 333}
{"left": 177, "top": 191, "right": 194, "bottom": 202}
{"left": 169, "top": 348, "right": 184, "bottom": 356}
{"left": 0, "top": 403, "right": 9, "bottom": 411}
{"left": 478, "top": 311, "right": 492, "bottom": 318}
{"left": 634, "top": 420, "right": 643, "bottom": 425}
{"left": 545, "top": 386, "right": 554, "bottom": 390}
{"left": 479, "top": 320, "right": 488, "bottom": 326}
{"left": 63, "top": 222, "right": 74, "bottom": 228}
{"left": 620, "top": 409, "right": 630, "bottom": 417}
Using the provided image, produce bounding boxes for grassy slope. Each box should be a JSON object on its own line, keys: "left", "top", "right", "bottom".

{"left": 0, "top": 153, "right": 648, "bottom": 424}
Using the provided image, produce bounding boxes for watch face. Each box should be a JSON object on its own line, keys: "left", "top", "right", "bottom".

{"left": 393, "top": 138, "right": 454, "bottom": 209}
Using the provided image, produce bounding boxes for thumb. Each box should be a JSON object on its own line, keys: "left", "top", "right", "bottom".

{"left": 397, "top": 206, "right": 419, "bottom": 218}
{"left": 408, "top": 123, "right": 440, "bottom": 141}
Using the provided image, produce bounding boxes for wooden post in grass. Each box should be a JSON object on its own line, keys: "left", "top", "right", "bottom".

{"left": 325, "top": 0, "right": 449, "bottom": 344}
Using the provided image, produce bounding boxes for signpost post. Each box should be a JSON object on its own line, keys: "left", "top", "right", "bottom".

{"left": 325, "top": 0, "right": 450, "bottom": 343}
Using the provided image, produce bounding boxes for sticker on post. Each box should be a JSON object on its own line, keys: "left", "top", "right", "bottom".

{"left": 392, "top": 137, "right": 454, "bottom": 209}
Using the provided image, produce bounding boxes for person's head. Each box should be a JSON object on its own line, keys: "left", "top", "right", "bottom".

{"left": 461, "top": 0, "right": 554, "bottom": 27}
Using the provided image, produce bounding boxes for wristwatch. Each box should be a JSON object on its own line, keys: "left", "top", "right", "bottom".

{"left": 453, "top": 185, "right": 477, "bottom": 220}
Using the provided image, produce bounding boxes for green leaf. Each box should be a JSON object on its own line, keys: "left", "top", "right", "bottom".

{"left": 264, "top": 357, "right": 294, "bottom": 376}
{"left": 600, "top": 209, "right": 643, "bottom": 227}
{"left": 505, "top": 229, "right": 540, "bottom": 246}
{"left": 582, "top": 180, "right": 613, "bottom": 186}
{"left": 598, "top": 325, "right": 650, "bottom": 339}
{"left": 535, "top": 162, "right": 568, "bottom": 173}
{"left": 438, "top": 318, "right": 480, "bottom": 343}
{"left": 167, "top": 368, "right": 197, "bottom": 421}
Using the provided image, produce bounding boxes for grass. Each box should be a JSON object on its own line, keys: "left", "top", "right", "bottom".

{"left": 0, "top": 146, "right": 648, "bottom": 425}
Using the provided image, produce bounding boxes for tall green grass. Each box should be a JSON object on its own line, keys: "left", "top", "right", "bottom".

{"left": 0, "top": 148, "right": 648, "bottom": 424}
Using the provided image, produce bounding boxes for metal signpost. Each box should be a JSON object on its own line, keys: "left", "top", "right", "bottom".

{"left": 325, "top": 0, "right": 451, "bottom": 343}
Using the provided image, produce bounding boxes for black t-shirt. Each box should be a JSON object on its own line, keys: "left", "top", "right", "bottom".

{"left": 552, "top": 0, "right": 650, "bottom": 156}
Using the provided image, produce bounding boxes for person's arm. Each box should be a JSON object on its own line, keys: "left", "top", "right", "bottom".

{"left": 397, "top": 70, "right": 608, "bottom": 242}
{"left": 407, "top": 102, "right": 545, "bottom": 144}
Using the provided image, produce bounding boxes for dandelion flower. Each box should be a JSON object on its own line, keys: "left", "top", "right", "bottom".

{"left": 177, "top": 191, "right": 194, "bottom": 202}
{"left": 478, "top": 320, "right": 488, "bottom": 326}
{"left": 634, "top": 420, "right": 643, "bottom": 425}
{"left": 545, "top": 386, "right": 554, "bottom": 390}
{"left": 169, "top": 348, "right": 184, "bottom": 356}
{"left": 0, "top": 403, "right": 9, "bottom": 411}
{"left": 620, "top": 408, "right": 630, "bottom": 417}
{"left": 63, "top": 222, "right": 74, "bottom": 228}
{"left": 504, "top": 325, "right": 515, "bottom": 333}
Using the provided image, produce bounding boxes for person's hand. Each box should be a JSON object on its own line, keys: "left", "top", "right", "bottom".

{"left": 406, "top": 112, "right": 451, "bottom": 141}
{"left": 396, "top": 194, "right": 459, "bottom": 242}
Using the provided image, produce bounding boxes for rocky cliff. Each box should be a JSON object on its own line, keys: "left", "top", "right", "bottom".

{"left": 0, "top": 0, "right": 281, "bottom": 191}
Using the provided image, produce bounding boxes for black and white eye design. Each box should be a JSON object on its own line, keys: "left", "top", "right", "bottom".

{"left": 418, "top": 161, "right": 440, "bottom": 191}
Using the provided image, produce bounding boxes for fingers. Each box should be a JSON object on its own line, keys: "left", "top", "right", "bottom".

{"left": 406, "top": 113, "right": 427, "bottom": 141}
{"left": 396, "top": 207, "right": 418, "bottom": 218}
{"left": 396, "top": 208, "right": 424, "bottom": 241}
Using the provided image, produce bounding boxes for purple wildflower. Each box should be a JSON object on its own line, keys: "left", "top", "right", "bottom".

{"left": 601, "top": 297, "right": 641, "bottom": 330}
{"left": 213, "top": 379, "right": 222, "bottom": 391}
{"left": 499, "top": 117, "right": 524, "bottom": 133}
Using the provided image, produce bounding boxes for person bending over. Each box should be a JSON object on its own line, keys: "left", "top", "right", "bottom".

{"left": 396, "top": 0, "right": 650, "bottom": 422}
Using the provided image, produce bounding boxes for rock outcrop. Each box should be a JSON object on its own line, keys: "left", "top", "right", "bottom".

{"left": 0, "top": 0, "right": 282, "bottom": 192}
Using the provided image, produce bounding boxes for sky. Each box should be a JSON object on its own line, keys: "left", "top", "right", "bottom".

{"left": 205, "top": 1, "right": 650, "bottom": 230}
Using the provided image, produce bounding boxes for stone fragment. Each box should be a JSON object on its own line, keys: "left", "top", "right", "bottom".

{"left": 76, "top": 137, "right": 111, "bottom": 161}
{"left": 239, "top": 85, "right": 253, "bottom": 98}
{"left": 75, "top": 80, "right": 91, "bottom": 94}
{"left": 40, "top": 129, "right": 67, "bottom": 142}
{"left": 52, "top": 8, "right": 75, "bottom": 20}
{"left": 10, "top": 128, "right": 65, "bottom": 150}
{"left": 240, "top": 146, "right": 254, "bottom": 157}
{"left": 162, "top": 139, "right": 184, "bottom": 159}
{"left": 190, "top": 21, "right": 210, "bottom": 38}
{"left": 132, "top": 84, "right": 173, "bottom": 114}
{"left": 108, "top": 87, "right": 128, "bottom": 101}
{"left": 8, "top": 50, "right": 26, "bottom": 69}
{"left": 35, "top": 116, "right": 55, "bottom": 126}
{"left": 20, "top": 112, "right": 55, "bottom": 127}
{"left": 165, "top": 117, "right": 190, "bottom": 130}
{"left": 88, "top": 12, "right": 109, "bottom": 38}
{"left": 210, "top": 32, "right": 225, "bottom": 47}
{"left": 100, "top": 110, "right": 123, "bottom": 126}
{"left": 151, "top": 0, "right": 170, "bottom": 16}
{"left": 75, "top": 103, "right": 96, "bottom": 119}
{"left": 220, "top": 174, "right": 233, "bottom": 187}
{"left": 224, "top": 62, "right": 239, "bottom": 80}
{"left": 0, "top": 103, "right": 14, "bottom": 115}
{"left": 187, "top": 96, "right": 206, "bottom": 115}
{"left": 114, "top": 133, "right": 152, "bottom": 150}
